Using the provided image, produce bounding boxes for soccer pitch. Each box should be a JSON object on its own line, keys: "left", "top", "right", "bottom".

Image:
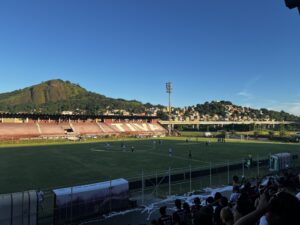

{"left": 0, "top": 137, "right": 300, "bottom": 194}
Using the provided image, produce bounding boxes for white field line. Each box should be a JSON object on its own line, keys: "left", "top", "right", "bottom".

{"left": 90, "top": 144, "right": 214, "bottom": 164}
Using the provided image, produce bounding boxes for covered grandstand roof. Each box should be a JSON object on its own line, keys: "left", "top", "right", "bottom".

{"left": 0, "top": 113, "right": 158, "bottom": 121}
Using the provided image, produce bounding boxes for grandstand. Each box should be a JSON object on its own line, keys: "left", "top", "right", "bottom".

{"left": 0, "top": 123, "right": 40, "bottom": 139}
{"left": 0, "top": 113, "right": 167, "bottom": 140}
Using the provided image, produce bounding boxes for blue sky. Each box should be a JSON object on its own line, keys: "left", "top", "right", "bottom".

{"left": 0, "top": 0, "right": 300, "bottom": 115}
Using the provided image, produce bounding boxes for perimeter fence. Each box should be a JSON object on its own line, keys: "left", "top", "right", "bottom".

{"left": 34, "top": 154, "right": 283, "bottom": 225}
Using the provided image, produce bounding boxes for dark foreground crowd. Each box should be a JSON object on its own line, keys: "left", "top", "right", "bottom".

{"left": 150, "top": 171, "right": 300, "bottom": 225}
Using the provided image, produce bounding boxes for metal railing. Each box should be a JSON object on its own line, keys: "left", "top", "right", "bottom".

{"left": 33, "top": 154, "right": 281, "bottom": 225}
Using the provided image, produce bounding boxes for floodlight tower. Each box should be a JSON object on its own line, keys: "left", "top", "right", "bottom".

{"left": 285, "top": 0, "right": 300, "bottom": 13}
{"left": 166, "top": 82, "right": 173, "bottom": 136}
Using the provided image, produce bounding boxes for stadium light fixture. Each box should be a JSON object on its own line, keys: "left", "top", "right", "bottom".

{"left": 285, "top": 0, "right": 300, "bottom": 13}
{"left": 166, "top": 82, "right": 172, "bottom": 136}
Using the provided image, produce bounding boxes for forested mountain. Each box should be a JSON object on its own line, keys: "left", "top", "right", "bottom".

{"left": 0, "top": 79, "right": 145, "bottom": 114}
{"left": 0, "top": 80, "right": 298, "bottom": 121}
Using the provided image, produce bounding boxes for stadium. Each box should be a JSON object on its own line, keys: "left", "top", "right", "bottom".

{"left": 0, "top": 111, "right": 299, "bottom": 225}
{"left": 1, "top": 1, "right": 300, "bottom": 225}
{"left": 0, "top": 113, "right": 167, "bottom": 140}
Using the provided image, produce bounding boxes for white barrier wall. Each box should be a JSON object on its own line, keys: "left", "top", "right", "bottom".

{"left": 0, "top": 191, "right": 37, "bottom": 225}
{"left": 53, "top": 178, "right": 129, "bottom": 225}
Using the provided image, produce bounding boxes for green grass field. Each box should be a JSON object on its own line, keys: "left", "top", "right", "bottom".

{"left": 0, "top": 137, "right": 300, "bottom": 194}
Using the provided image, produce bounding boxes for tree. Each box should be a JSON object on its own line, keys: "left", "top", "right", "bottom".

{"left": 279, "top": 124, "right": 287, "bottom": 137}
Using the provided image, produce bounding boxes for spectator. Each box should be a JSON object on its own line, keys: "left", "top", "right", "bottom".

{"left": 233, "top": 193, "right": 254, "bottom": 222}
{"left": 234, "top": 191, "right": 300, "bottom": 225}
{"left": 296, "top": 174, "right": 300, "bottom": 200}
{"left": 232, "top": 176, "right": 240, "bottom": 188}
{"left": 191, "top": 197, "right": 202, "bottom": 216}
{"left": 230, "top": 186, "right": 240, "bottom": 205}
{"left": 194, "top": 206, "right": 213, "bottom": 225}
{"left": 205, "top": 196, "right": 214, "bottom": 216}
{"left": 206, "top": 196, "right": 214, "bottom": 205}
{"left": 214, "top": 197, "right": 228, "bottom": 225}
{"left": 213, "top": 192, "right": 223, "bottom": 207}
{"left": 173, "top": 199, "right": 185, "bottom": 225}
{"left": 258, "top": 215, "right": 268, "bottom": 225}
{"left": 183, "top": 202, "right": 192, "bottom": 225}
{"left": 220, "top": 207, "right": 234, "bottom": 225}
{"left": 158, "top": 206, "right": 173, "bottom": 225}
{"left": 266, "top": 191, "right": 300, "bottom": 225}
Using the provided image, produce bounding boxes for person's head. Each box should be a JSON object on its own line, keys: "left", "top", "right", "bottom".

{"left": 183, "top": 202, "right": 190, "bottom": 212}
{"left": 159, "top": 206, "right": 167, "bottom": 216}
{"left": 214, "top": 192, "right": 222, "bottom": 202}
{"left": 266, "top": 191, "right": 300, "bottom": 225}
{"left": 206, "top": 196, "right": 214, "bottom": 205}
{"left": 175, "top": 199, "right": 182, "bottom": 209}
{"left": 220, "top": 196, "right": 228, "bottom": 207}
{"left": 234, "top": 193, "right": 254, "bottom": 221}
{"left": 233, "top": 175, "right": 239, "bottom": 183}
{"left": 220, "top": 207, "right": 234, "bottom": 225}
{"left": 194, "top": 197, "right": 201, "bottom": 205}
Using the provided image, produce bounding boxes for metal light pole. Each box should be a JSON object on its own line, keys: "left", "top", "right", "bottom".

{"left": 166, "top": 82, "right": 172, "bottom": 136}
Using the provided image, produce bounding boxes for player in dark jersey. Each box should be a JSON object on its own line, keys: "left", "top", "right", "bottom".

{"left": 173, "top": 199, "right": 185, "bottom": 225}
{"left": 188, "top": 150, "right": 192, "bottom": 159}
{"left": 158, "top": 206, "right": 173, "bottom": 225}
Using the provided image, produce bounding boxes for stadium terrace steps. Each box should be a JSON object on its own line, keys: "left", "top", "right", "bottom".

{"left": 71, "top": 122, "right": 102, "bottom": 135}
{"left": 0, "top": 121, "right": 167, "bottom": 139}
{"left": 38, "top": 123, "right": 67, "bottom": 136}
{"left": 96, "top": 122, "right": 117, "bottom": 134}
{"left": 0, "top": 123, "right": 40, "bottom": 139}
{"left": 36, "top": 123, "right": 42, "bottom": 134}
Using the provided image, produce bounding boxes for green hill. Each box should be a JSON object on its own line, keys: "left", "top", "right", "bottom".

{"left": 0, "top": 80, "right": 299, "bottom": 121}
{"left": 0, "top": 79, "right": 145, "bottom": 114}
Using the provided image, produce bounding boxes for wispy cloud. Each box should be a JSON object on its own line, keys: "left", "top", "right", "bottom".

{"left": 237, "top": 91, "right": 252, "bottom": 99}
{"left": 285, "top": 103, "right": 300, "bottom": 116}
{"left": 268, "top": 102, "right": 300, "bottom": 116}
{"left": 236, "top": 76, "right": 261, "bottom": 100}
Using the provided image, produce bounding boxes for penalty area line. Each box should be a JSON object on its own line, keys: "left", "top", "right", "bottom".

{"left": 90, "top": 149, "right": 106, "bottom": 152}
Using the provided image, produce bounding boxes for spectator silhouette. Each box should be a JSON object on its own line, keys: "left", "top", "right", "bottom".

{"left": 220, "top": 207, "right": 234, "bottom": 225}
{"left": 173, "top": 199, "right": 185, "bottom": 225}
{"left": 158, "top": 206, "right": 173, "bottom": 225}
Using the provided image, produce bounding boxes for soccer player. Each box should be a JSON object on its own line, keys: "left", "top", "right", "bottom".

{"left": 153, "top": 140, "right": 157, "bottom": 149}
{"left": 131, "top": 146, "right": 135, "bottom": 152}
{"left": 188, "top": 150, "right": 192, "bottom": 159}
{"left": 168, "top": 148, "right": 173, "bottom": 157}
